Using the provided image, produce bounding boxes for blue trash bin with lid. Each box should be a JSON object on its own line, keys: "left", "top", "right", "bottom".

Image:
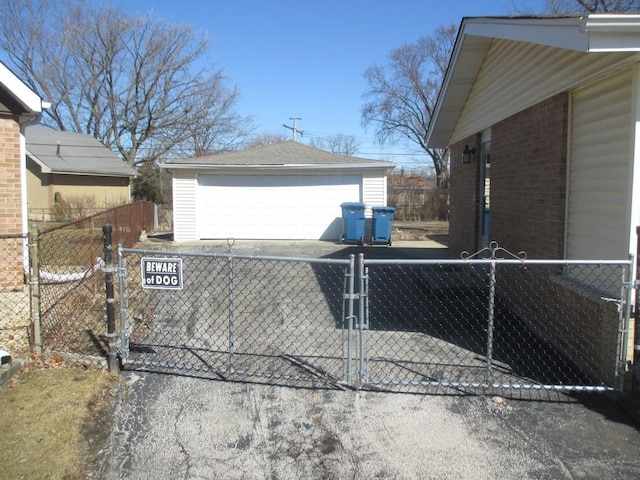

{"left": 340, "top": 202, "right": 365, "bottom": 245}
{"left": 371, "top": 206, "right": 395, "bottom": 246}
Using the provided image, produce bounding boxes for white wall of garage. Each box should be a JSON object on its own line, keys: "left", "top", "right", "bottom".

{"left": 172, "top": 171, "right": 197, "bottom": 242}
{"left": 172, "top": 168, "right": 389, "bottom": 241}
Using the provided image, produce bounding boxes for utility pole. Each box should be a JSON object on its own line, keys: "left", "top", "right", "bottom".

{"left": 283, "top": 117, "right": 304, "bottom": 142}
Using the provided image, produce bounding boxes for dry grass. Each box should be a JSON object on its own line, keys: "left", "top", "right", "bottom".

{"left": 0, "top": 363, "right": 121, "bottom": 479}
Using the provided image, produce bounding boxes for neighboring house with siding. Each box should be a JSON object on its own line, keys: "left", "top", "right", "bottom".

{"left": 25, "top": 126, "right": 136, "bottom": 220}
{"left": 162, "top": 141, "right": 395, "bottom": 241}
{"left": 426, "top": 14, "right": 640, "bottom": 386}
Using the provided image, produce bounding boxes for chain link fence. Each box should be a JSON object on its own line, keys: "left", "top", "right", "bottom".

{"left": 361, "top": 258, "right": 630, "bottom": 393}
{"left": 35, "top": 202, "right": 154, "bottom": 358}
{"left": 0, "top": 234, "right": 31, "bottom": 355}
{"left": 118, "top": 247, "right": 354, "bottom": 389}
{"left": 117, "top": 244, "right": 632, "bottom": 394}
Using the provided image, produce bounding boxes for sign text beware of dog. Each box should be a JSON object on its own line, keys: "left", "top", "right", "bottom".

{"left": 141, "top": 257, "right": 183, "bottom": 290}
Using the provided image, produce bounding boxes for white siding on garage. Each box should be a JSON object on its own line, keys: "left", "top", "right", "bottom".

{"left": 566, "top": 69, "right": 633, "bottom": 260}
{"left": 362, "top": 173, "right": 388, "bottom": 217}
{"left": 172, "top": 171, "right": 197, "bottom": 242}
{"left": 196, "top": 173, "right": 362, "bottom": 240}
{"left": 451, "top": 39, "right": 636, "bottom": 145}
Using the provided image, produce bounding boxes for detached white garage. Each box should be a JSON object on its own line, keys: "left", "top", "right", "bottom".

{"left": 162, "top": 142, "right": 395, "bottom": 241}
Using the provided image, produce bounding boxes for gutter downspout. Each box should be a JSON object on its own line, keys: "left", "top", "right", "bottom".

{"left": 19, "top": 102, "right": 49, "bottom": 233}
{"left": 19, "top": 102, "right": 49, "bottom": 270}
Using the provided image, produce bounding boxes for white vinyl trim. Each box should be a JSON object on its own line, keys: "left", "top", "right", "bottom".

{"left": 630, "top": 64, "right": 640, "bottom": 261}
{"left": 362, "top": 173, "right": 387, "bottom": 217}
{"left": 172, "top": 172, "right": 197, "bottom": 242}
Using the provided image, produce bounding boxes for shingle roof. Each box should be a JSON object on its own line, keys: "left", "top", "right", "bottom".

{"left": 163, "top": 141, "right": 395, "bottom": 169}
{"left": 25, "top": 126, "right": 137, "bottom": 177}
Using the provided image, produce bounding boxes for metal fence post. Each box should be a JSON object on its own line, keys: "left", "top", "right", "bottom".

{"left": 117, "top": 246, "right": 129, "bottom": 365}
{"left": 103, "top": 224, "right": 119, "bottom": 372}
{"left": 227, "top": 248, "right": 236, "bottom": 370}
{"left": 358, "top": 253, "right": 368, "bottom": 385}
{"left": 29, "top": 224, "right": 42, "bottom": 355}
{"left": 346, "top": 254, "right": 356, "bottom": 385}
{"left": 486, "top": 259, "right": 496, "bottom": 385}
{"left": 616, "top": 257, "right": 634, "bottom": 393}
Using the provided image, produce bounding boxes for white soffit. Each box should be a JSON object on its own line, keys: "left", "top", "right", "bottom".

{"left": 427, "top": 14, "right": 640, "bottom": 149}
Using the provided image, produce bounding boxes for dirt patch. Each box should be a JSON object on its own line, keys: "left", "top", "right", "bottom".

{"left": 391, "top": 220, "right": 449, "bottom": 242}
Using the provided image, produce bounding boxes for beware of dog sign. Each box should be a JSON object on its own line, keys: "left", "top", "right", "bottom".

{"left": 141, "top": 257, "right": 183, "bottom": 290}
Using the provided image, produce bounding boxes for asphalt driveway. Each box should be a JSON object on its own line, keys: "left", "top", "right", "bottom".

{"left": 98, "top": 238, "right": 640, "bottom": 479}
{"left": 99, "top": 370, "right": 640, "bottom": 479}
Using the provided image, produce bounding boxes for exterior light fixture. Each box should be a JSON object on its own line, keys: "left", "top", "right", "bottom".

{"left": 462, "top": 144, "right": 476, "bottom": 164}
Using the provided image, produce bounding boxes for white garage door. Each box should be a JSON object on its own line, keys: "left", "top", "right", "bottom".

{"left": 196, "top": 174, "right": 361, "bottom": 240}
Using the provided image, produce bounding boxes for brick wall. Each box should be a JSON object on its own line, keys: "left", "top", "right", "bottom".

{"left": 497, "top": 266, "right": 620, "bottom": 386}
{"left": 448, "top": 136, "right": 481, "bottom": 257}
{"left": 449, "top": 94, "right": 621, "bottom": 385}
{"left": 0, "top": 115, "right": 23, "bottom": 235}
{"left": 0, "top": 116, "right": 25, "bottom": 290}
{"left": 449, "top": 94, "right": 568, "bottom": 258}
{"left": 491, "top": 93, "right": 568, "bottom": 259}
{"left": 0, "top": 115, "right": 29, "bottom": 353}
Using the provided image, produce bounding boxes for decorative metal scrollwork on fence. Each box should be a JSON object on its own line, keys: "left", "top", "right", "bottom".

{"left": 461, "top": 241, "right": 527, "bottom": 261}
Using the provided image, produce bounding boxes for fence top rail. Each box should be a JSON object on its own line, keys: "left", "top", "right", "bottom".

{"left": 0, "top": 233, "right": 28, "bottom": 239}
{"left": 119, "top": 246, "right": 352, "bottom": 266}
{"left": 363, "top": 258, "right": 633, "bottom": 267}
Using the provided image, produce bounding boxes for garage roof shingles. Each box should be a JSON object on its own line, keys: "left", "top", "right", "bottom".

{"left": 164, "top": 141, "right": 395, "bottom": 169}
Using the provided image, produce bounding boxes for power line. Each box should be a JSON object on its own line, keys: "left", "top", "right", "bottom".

{"left": 282, "top": 117, "right": 304, "bottom": 141}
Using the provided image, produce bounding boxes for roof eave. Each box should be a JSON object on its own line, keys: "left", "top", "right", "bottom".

{"left": 0, "top": 62, "right": 43, "bottom": 115}
{"left": 26, "top": 150, "right": 52, "bottom": 173}
{"left": 27, "top": 151, "right": 136, "bottom": 177}
{"left": 581, "top": 15, "right": 640, "bottom": 52}
{"left": 426, "top": 14, "right": 640, "bottom": 149}
{"left": 160, "top": 163, "right": 396, "bottom": 171}
{"left": 44, "top": 169, "right": 135, "bottom": 178}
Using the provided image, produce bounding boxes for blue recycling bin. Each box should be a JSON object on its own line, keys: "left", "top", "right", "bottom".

{"left": 340, "top": 202, "right": 366, "bottom": 245}
{"left": 371, "top": 206, "right": 395, "bottom": 246}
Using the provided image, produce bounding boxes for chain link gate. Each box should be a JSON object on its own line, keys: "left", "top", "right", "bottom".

{"left": 115, "top": 243, "right": 633, "bottom": 394}
{"left": 356, "top": 245, "right": 633, "bottom": 394}
{"left": 117, "top": 247, "right": 358, "bottom": 389}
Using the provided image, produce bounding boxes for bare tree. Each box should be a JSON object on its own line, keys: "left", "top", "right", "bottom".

{"left": 244, "top": 132, "right": 290, "bottom": 149}
{"left": 0, "top": 0, "right": 250, "bottom": 166}
{"left": 361, "top": 24, "right": 456, "bottom": 187}
{"left": 513, "top": 0, "right": 640, "bottom": 13}
{"left": 308, "top": 134, "right": 360, "bottom": 156}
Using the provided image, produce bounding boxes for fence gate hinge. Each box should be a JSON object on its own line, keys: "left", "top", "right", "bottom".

{"left": 344, "top": 293, "right": 360, "bottom": 300}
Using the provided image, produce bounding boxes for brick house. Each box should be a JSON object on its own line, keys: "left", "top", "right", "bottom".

{"left": 426, "top": 15, "right": 640, "bottom": 384}
{"left": 0, "top": 61, "right": 47, "bottom": 353}
{"left": 428, "top": 14, "right": 640, "bottom": 260}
